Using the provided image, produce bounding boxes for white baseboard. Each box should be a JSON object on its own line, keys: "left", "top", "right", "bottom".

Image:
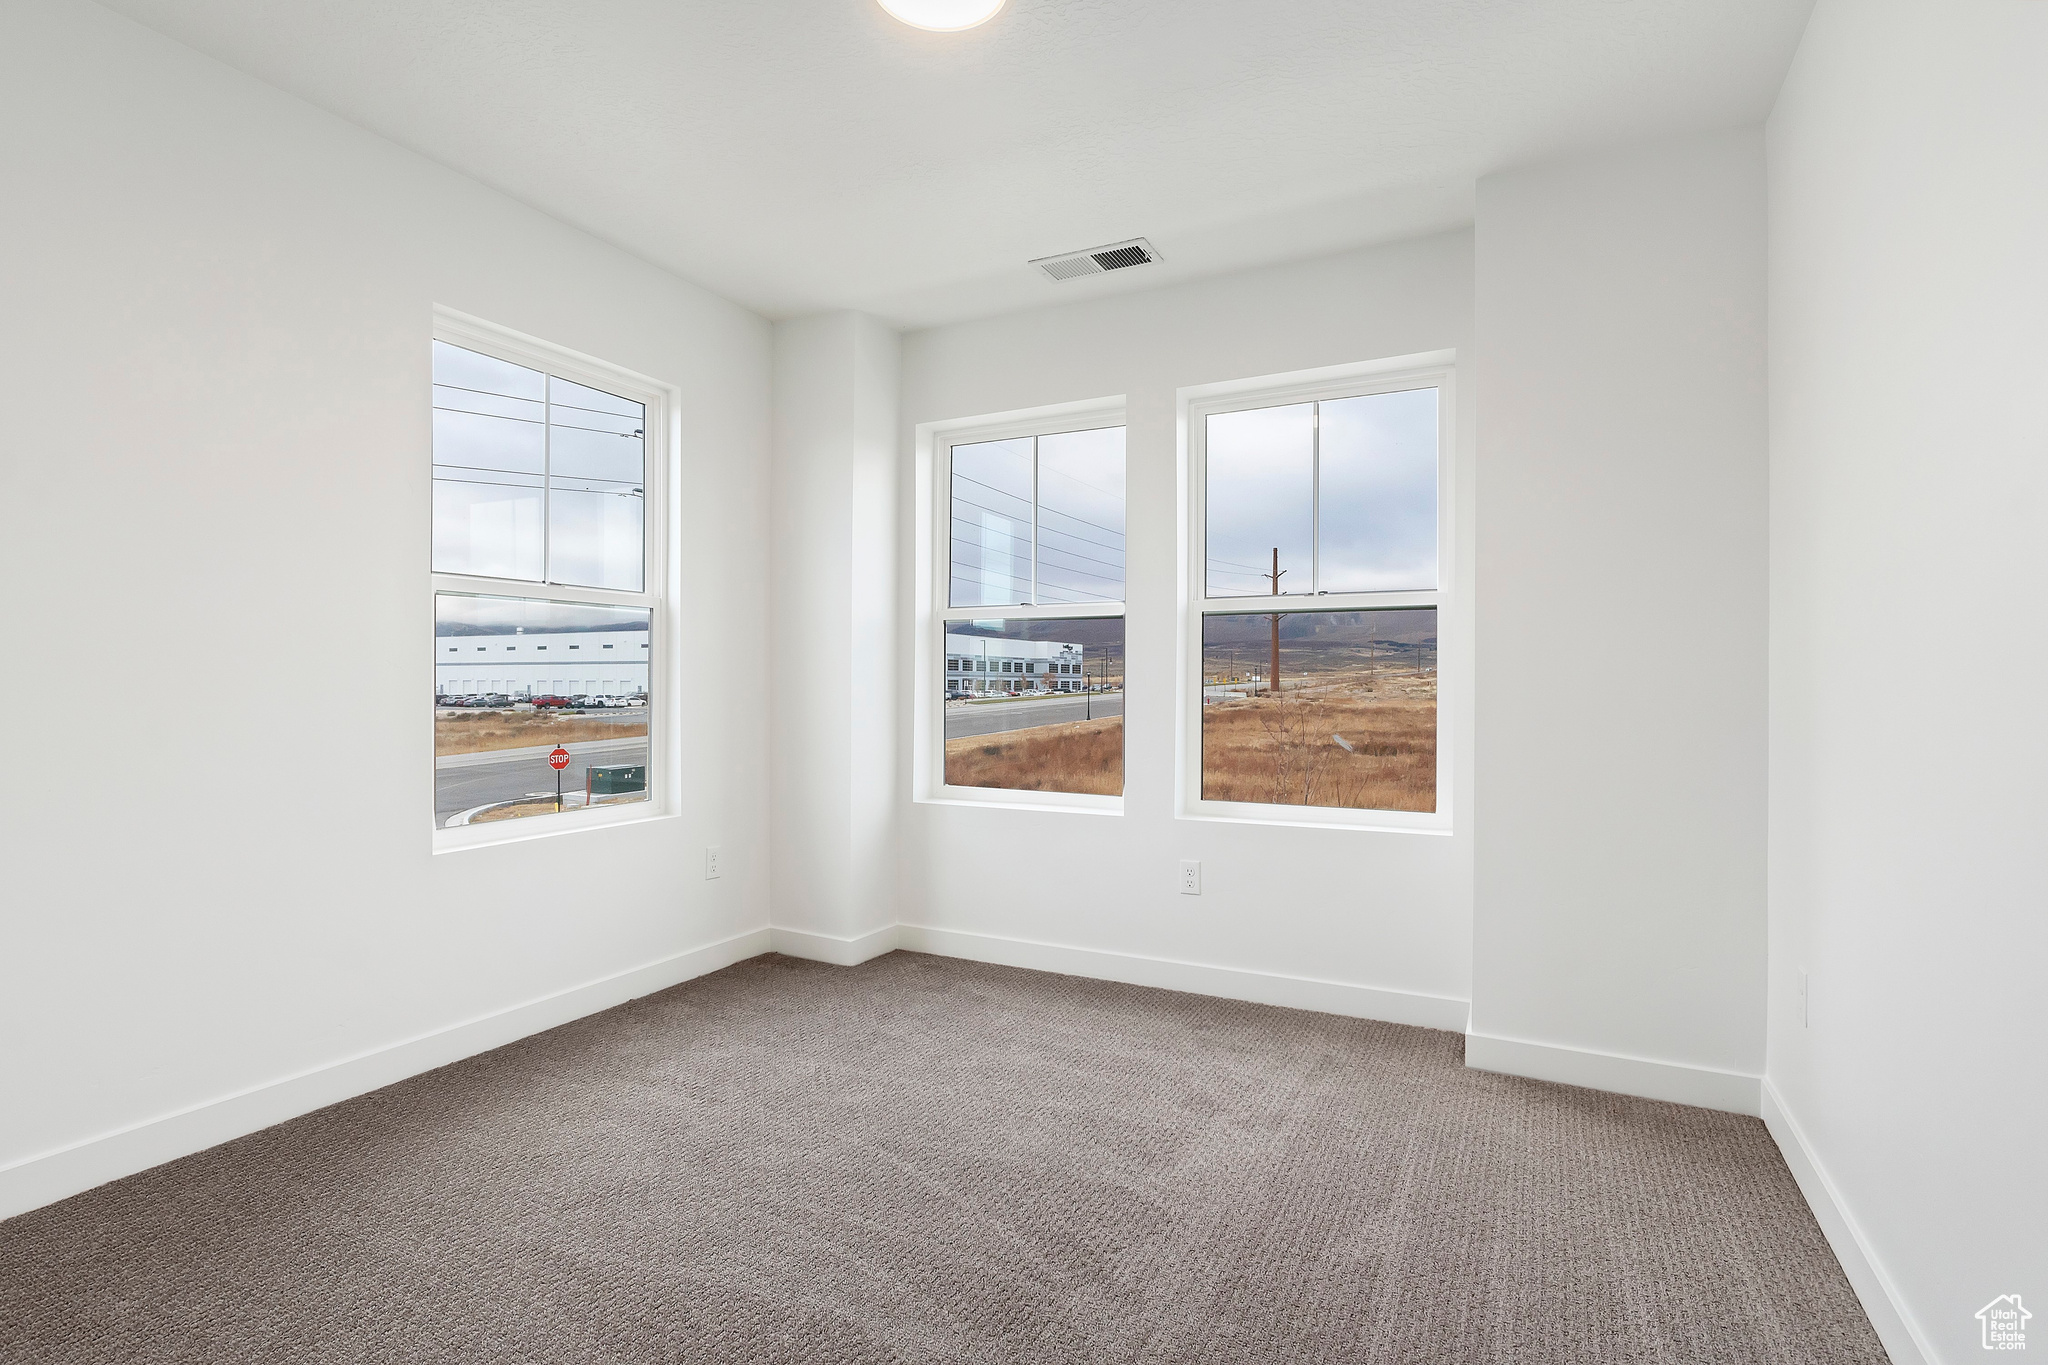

{"left": 1762, "top": 1079, "right": 1932, "bottom": 1365}
{"left": 0, "top": 926, "right": 773, "bottom": 1225}
{"left": 1463, "top": 1030, "right": 1762, "bottom": 1116}
{"left": 770, "top": 922, "right": 901, "bottom": 966}
{"left": 895, "top": 924, "right": 1470, "bottom": 1031}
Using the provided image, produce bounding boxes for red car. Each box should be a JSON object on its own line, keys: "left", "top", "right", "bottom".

{"left": 530, "top": 695, "right": 575, "bottom": 708}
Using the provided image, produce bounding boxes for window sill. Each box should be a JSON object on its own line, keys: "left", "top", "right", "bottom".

{"left": 1177, "top": 802, "right": 1450, "bottom": 836}
{"left": 917, "top": 790, "right": 1123, "bottom": 818}
{"left": 432, "top": 802, "right": 674, "bottom": 854}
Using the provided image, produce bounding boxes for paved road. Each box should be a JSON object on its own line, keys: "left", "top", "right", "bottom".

{"left": 946, "top": 692, "right": 1123, "bottom": 740}
{"left": 436, "top": 737, "right": 649, "bottom": 824}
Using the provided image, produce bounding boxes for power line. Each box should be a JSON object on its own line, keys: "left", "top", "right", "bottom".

{"left": 1035, "top": 461, "right": 1127, "bottom": 502}
{"left": 434, "top": 405, "right": 642, "bottom": 440}
{"left": 944, "top": 565, "right": 1105, "bottom": 607}
{"left": 951, "top": 535, "right": 1125, "bottom": 576}
{"left": 949, "top": 544, "right": 1123, "bottom": 589}
{"left": 950, "top": 475, "right": 1128, "bottom": 541}
{"left": 949, "top": 498, "right": 1127, "bottom": 555}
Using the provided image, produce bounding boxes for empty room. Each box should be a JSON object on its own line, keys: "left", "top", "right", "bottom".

{"left": 1, "top": 0, "right": 2041, "bottom": 1361}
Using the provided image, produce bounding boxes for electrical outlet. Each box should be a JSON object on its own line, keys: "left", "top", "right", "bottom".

{"left": 1179, "top": 859, "right": 1201, "bottom": 895}
{"left": 1798, "top": 968, "right": 1809, "bottom": 1027}
{"left": 704, "top": 845, "right": 722, "bottom": 880}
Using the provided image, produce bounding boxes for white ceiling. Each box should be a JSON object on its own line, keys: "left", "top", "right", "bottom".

{"left": 101, "top": 0, "right": 1814, "bottom": 328}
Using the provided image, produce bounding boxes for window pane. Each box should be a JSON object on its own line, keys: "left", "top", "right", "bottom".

{"left": 1317, "top": 388, "right": 1438, "bottom": 592}
{"left": 1200, "top": 608, "right": 1435, "bottom": 812}
{"left": 546, "top": 375, "right": 644, "bottom": 590}
{"left": 949, "top": 437, "right": 1034, "bottom": 607}
{"left": 432, "top": 342, "right": 547, "bottom": 578}
{"left": 432, "top": 473, "right": 544, "bottom": 581}
{"left": 1206, "top": 403, "right": 1313, "bottom": 597}
{"left": 1035, "top": 427, "right": 1126, "bottom": 604}
{"left": 435, "top": 594, "right": 651, "bottom": 829}
{"left": 433, "top": 340, "right": 544, "bottom": 402}
{"left": 944, "top": 617, "right": 1124, "bottom": 796}
{"left": 548, "top": 481, "right": 644, "bottom": 591}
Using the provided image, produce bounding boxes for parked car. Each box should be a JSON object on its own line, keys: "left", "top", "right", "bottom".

{"left": 530, "top": 694, "right": 574, "bottom": 709}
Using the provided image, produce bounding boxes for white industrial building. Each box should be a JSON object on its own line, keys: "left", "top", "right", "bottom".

{"left": 436, "top": 629, "right": 649, "bottom": 699}
{"left": 944, "top": 634, "right": 1088, "bottom": 697}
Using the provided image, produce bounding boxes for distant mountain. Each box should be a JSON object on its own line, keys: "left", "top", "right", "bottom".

{"left": 1202, "top": 608, "right": 1435, "bottom": 649}
{"left": 436, "top": 621, "right": 644, "bottom": 637}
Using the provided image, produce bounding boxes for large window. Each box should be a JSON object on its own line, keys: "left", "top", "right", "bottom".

{"left": 934, "top": 412, "right": 1125, "bottom": 803}
{"left": 1186, "top": 365, "right": 1448, "bottom": 825}
{"left": 431, "top": 314, "right": 667, "bottom": 840}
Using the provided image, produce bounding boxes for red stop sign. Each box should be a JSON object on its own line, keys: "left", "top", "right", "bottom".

{"left": 548, "top": 747, "right": 571, "bottom": 771}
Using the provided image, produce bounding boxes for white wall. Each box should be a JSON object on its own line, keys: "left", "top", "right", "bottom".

{"left": 0, "top": 0, "right": 772, "bottom": 1217}
{"left": 1469, "top": 130, "right": 1770, "bottom": 1112}
{"left": 769, "top": 312, "right": 901, "bottom": 959}
{"left": 896, "top": 235, "right": 1476, "bottom": 1025}
{"left": 1766, "top": 2, "right": 2048, "bottom": 1359}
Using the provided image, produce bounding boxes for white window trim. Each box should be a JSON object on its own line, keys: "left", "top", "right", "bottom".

{"left": 1177, "top": 351, "right": 1455, "bottom": 834}
{"left": 431, "top": 306, "right": 680, "bottom": 852}
{"left": 913, "top": 396, "right": 1128, "bottom": 815}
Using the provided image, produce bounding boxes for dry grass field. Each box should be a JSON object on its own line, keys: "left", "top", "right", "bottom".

{"left": 1201, "top": 672, "right": 1435, "bottom": 812}
{"left": 945, "top": 717, "right": 1124, "bottom": 796}
{"left": 435, "top": 708, "right": 648, "bottom": 757}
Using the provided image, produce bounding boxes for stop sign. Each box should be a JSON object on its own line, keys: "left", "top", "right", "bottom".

{"left": 548, "top": 747, "right": 571, "bottom": 771}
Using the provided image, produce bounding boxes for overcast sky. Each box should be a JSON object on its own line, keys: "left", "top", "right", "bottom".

{"left": 950, "top": 426, "right": 1125, "bottom": 608}
{"left": 1206, "top": 387, "right": 1436, "bottom": 598}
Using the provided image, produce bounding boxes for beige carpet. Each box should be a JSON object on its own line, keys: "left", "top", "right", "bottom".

{"left": 0, "top": 952, "right": 1885, "bottom": 1363}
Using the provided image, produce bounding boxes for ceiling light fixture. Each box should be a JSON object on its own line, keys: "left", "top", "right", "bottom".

{"left": 876, "top": 0, "right": 1006, "bottom": 32}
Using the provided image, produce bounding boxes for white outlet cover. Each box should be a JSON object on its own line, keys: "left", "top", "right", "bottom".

{"left": 1179, "top": 859, "right": 1201, "bottom": 895}
{"left": 704, "top": 845, "right": 722, "bottom": 880}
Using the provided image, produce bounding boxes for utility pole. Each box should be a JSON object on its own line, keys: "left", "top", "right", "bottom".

{"left": 1267, "top": 547, "right": 1285, "bottom": 699}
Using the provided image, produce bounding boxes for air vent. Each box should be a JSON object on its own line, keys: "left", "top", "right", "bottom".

{"left": 1030, "top": 237, "right": 1161, "bottom": 282}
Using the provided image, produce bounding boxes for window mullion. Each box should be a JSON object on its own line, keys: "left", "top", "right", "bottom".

{"left": 1310, "top": 400, "right": 1320, "bottom": 596}
{"left": 541, "top": 376, "right": 553, "bottom": 585}
{"left": 1029, "top": 435, "right": 1040, "bottom": 607}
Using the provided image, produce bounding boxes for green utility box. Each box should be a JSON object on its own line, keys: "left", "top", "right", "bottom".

{"left": 586, "top": 764, "right": 646, "bottom": 798}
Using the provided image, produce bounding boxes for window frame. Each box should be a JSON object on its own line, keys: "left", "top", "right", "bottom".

{"left": 431, "top": 307, "right": 677, "bottom": 852}
{"left": 915, "top": 398, "right": 1127, "bottom": 815}
{"left": 1178, "top": 354, "right": 1454, "bottom": 833}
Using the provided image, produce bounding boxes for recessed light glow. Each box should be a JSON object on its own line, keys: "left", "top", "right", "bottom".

{"left": 877, "top": 0, "right": 1005, "bottom": 31}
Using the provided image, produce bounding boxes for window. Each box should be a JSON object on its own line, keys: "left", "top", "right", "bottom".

{"left": 431, "top": 313, "right": 669, "bottom": 843}
{"left": 930, "top": 408, "right": 1126, "bottom": 805}
{"left": 1185, "top": 363, "right": 1449, "bottom": 826}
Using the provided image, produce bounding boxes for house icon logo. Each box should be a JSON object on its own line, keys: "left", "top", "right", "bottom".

{"left": 1977, "top": 1295, "right": 2030, "bottom": 1351}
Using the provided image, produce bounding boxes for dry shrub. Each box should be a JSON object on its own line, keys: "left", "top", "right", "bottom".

{"left": 434, "top": 709, "right": 648, "bottom": 757}
{"left": 472, "top": 792, "right": 645, "bottom": 824}
{"left": 945, "top": 717, "right": 1123, "bottom": 796}
{"left": 1201, "top": 676, "right": 1434, "bottom": 812}
{"left": 472, "top": 799, "right": 568, "bottom": 824}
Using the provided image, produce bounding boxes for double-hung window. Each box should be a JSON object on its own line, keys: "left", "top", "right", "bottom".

{"left": 430, "top": 311, "right": 669, "bottom": 842}
{"left": 1184, "top": 359, "right": 1450, "bottom": 827}
{"left": 932, "top": 405, "right": 1126, "bottom": 805}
